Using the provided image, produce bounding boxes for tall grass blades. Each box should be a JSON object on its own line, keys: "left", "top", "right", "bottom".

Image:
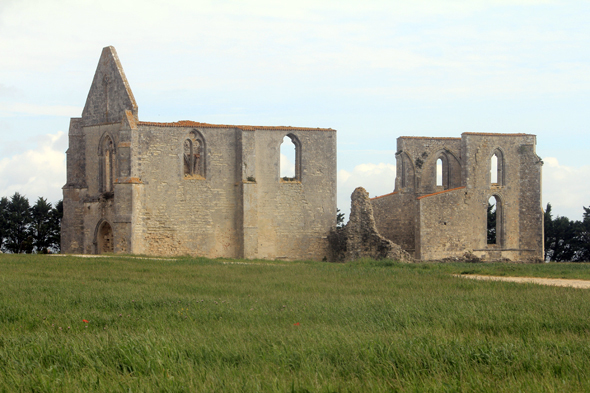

{"left": 0, "top": 255, "right": 589, "bottom": 392}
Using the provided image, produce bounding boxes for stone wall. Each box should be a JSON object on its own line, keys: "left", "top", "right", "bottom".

{"left": 332, "top": 187, "right": 412, "bottom": 262}
{"left": 62, "top": 46, "right": 337, "bottom": 261}
{"left": 371, "top": 192, "right": 416, "bottom": 254}
{"left": 371, "top": 133, "right": 544, "bottom": 261}
{"left": 395, "top": 137, "right": 463, "bottom": 195}
{"left": 415, "top": 187, "right": 474, "bottom": 260}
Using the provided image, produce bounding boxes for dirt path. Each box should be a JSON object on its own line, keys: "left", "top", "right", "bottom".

{"left": 456, "top": 274, "right": 590, "bottom": 289}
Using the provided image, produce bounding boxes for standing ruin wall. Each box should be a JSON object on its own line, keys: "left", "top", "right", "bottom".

{"left": 371, "top": 133, "right": 544, "bottom": 261}
{"left": 61, "top": 46, "right": 337, "bottom": 261}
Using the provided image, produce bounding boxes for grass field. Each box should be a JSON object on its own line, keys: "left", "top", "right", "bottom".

{"left": 1, "top": 255, "right": 590, "bottom": 392}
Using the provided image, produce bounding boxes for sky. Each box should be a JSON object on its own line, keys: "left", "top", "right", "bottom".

{"left": 0, "top": 0, "right": 589, "bottom": 221}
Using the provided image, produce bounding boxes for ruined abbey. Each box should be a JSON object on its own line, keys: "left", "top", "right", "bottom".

{"left": 61, "top": 46, "right": 336, "bottom": 260}
{"left": 62, "top": 47, "right": 543, "bottom": 261}
{"left": 371, "top": 134, "right": 544, "bottom": 261}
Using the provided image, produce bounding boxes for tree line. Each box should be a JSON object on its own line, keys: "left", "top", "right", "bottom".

{"left": 544, "top": 203, "right": 590, "bottom": 262}
{"left": 0, "top": 193, "right": 62, "bottom": 254}
{"left": 1, "top": 191, "right": 589, "bottom": 260}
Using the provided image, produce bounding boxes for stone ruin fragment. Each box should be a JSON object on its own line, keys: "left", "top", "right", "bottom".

{"left": 329, "top": 187, "right": 413, "bottom": 262}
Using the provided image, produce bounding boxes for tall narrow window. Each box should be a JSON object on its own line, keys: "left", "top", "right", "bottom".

{"left": 183, "top": 130, "right": 205, "bottom": 178}
{"left": 183, "top": 139, "right": 194, "bottom": 176}
{"left": 100, "top": 135, "right": 115, "bottom": 193}
{"left": 434, "top": 153, "right": 450, "bottom": 189}
{"left": 487, "top": 195, "right": 502, "bottom": 246}
{"left": 490, "top": 154, "right": 498, "bottom": 184}
{"left": 436, "top": 158, "right": 443, "bottom": 187}
{"left": 490, "top": 149, "right": 504, "bottom": 186}
{"left": 280, "top": 134, "right": 301, "bottom": 181}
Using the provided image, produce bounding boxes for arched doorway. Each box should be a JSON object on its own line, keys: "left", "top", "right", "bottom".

{"left": 97, "top": 221, "right": 114, "bottom": 254}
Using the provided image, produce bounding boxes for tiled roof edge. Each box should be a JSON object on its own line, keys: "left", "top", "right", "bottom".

{"left": 462, "top": 132, "right": 533, "bottom": 136}
{"left": 417, "top": 186, "right": 466, "bottom": 200}
{"left": 398, "top": 137, "right": 461, "bottom": 140}
{"left": 137, "top": 120, "right": 334, "bottom": 131}
{"left": 370, "top": 191, "right": 398, "bottom": 201}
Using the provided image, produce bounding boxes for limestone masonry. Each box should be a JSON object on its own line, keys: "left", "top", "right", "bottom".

{"left": 62, "top": 46, "right": 543, "bottom": 262}
{"left": 61, "top": 46, "right": 337, "bottom": 260}
{"left": 331, "top": 187, "right": 413, "bottom": 263}
{"left": 370, "top": 134, "right": 544, "bottom": 261}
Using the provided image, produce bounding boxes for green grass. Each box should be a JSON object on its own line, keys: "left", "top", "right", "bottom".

{"left": 1, "top": 255, "right": 590, "bottom": 392}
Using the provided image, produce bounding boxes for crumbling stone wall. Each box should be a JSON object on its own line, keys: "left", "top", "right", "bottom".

{"left": 330, "top": 187, "right": 413, "bottom": 262}
{"left": 371, "top": 133, "right": 544, "bottom": 262}
{"left": 62, "top": 46, "right": 337, "bottom": 260}
{"left": 372, "top": 192, "right": 416, "bottom": 254}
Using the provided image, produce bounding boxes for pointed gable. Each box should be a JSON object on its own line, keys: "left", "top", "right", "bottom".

{"left": 81, "top": 46, "right": 138, "bottom": 126}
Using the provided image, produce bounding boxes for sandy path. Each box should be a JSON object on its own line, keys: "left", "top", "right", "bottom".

{"left": 456, "top": 274, "right": 590, "bottom": 289}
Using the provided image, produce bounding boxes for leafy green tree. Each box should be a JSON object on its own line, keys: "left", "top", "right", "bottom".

{"left": 487, "top": 202, "right": 496, "bottom": 244}
{"left": 4, "top": 193, "right": 32, "bottom": 253}
{"left": 49, "top": 200, "right": 63, "bottom": 252}
{"left": 336, "top": 208, "right": 346, "bottom": 228}
{"left": 545, "top": 215, "right": 577, "bottom": 262}
{"left": 30, "top": 197, "right": 54, "bottom": 253}
{"left": 574, "top": 205, "right": 590, "bottom": 261}
{"left": 544, "top": 203, "right": 554, "bottom": 261}
{"left": 0, "top": 196, "right": 8, "bottom": 251}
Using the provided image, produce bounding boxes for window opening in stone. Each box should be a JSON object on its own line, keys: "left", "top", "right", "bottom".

{"left": 436, "top": 158, "right": 443, "bottom": 187}
{"left": 401, "top": 158, "right": 406, "bottom": 188}
{"left": 487, "top": 195, "right": 502, "bottom": 245}
{"left": 280, "top": 135, "right": 297, "bottom": 180}
{"left": 490, "top": 150, "right": 503, "bottom": 186}
{"left": 183, "top": 132, "right": 204, "bottom": 178}
{"left": 101, "top": 136, "right": 115, "bottom": 193}
{"left": 97, "top": 221, "right": 113, "bottom": 254}
{"left": 183, "top": 139, "right": 193, "bottom": 176}
{"left": 490, "top": 154, "right": 498, "bottom": 184}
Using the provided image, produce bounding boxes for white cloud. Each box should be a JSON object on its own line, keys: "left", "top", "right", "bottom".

{"left": 335, "top": 157, "right": 589, "bottom": 223}
{"left": 280, "top": 153, "right": 295, "bottom": 178}
{"left": 338, "top": 163, "right": 396, "bottom": 221}
{"left": 543, "top": 157, "right": 590, "bottom": 221}
{"left": 0, "top": 131, "right": 66, "bottom": 204}
{"left": 0, "top": 103, "right": 82, "bottom": 117}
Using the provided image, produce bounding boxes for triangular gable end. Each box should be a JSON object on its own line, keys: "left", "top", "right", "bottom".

{"left": 81, "top": 46, "right": 138, "bottom": 126}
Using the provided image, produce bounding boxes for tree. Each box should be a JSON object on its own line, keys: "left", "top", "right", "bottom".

{"left": 544, "top": 203, "right": 554, "bottom": 261}
{"left": 48, "top": 200, "right": 63, "bottom": 252}
{"left": 0, "top": 196, "right": 8, "bottom": 251}
{"left": 4, "top": 193, "right": 32, "bottom": 253}
{"left": 336, "top": 208, "right": 346, "bottom": 228}
{"left": 487, "top": 202, "right": 496, "bottom": 244}
{"left": 30, "top": 197, "right": 54, "bottom": 253}
{"left": 550, "top": 216, "right": 578, "bottom": 261}
{"left": 574, "top": 205, "right": 590, "bottom": 261}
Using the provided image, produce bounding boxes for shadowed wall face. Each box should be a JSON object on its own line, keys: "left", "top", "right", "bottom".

{"left": 371, "top": 133, "right": 543, "bottom": 262}
{"left": 61, "top": 46, "right": 337, "bottom": 260}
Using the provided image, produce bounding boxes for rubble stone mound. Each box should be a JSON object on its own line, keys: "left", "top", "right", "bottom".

{"left": 331, "top": 187, "right": 413, "bottom": 262}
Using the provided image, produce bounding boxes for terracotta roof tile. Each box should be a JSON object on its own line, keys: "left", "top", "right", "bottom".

{"left": 398, "top": 136, "right": 461, "bottom": 140}
{"left": 370, "top": 191, "right": 398, "bottom": 200}
{"left": 417, "top": 186, "right": 466, "bottom": 200}
{"left": 462, "top": 132, "right": 532, "bottom": 136}
{"left": 137, "top": 120, "right": 334, "bottom": 132}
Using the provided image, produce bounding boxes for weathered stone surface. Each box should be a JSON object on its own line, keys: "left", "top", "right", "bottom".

{"left": 331, "top": 187, "right": 413, "bottom": 262}
{"left": 62, "top": 47, "right": 337, "bottom": 260}
{"left": 371, "top": 133, "right": 544, "bottom": 262}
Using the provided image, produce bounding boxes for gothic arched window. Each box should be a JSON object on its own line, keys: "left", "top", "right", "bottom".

{"left": 487, "top": 195, "right": 503, "bottom": 246}
{"left": 183, "top": 130, "right": 205, "bottom": 178}
{"left": 99, "top": 135, "right": 115, "bottom": 193}
{"left": 490, "top": 149, "right": 504, "bottom": 186}
{"left": 434, "top": 153, "right": 450, "bottom": 190}
{"left": 280, "top": 133, "right": 301, "bottom": 182}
